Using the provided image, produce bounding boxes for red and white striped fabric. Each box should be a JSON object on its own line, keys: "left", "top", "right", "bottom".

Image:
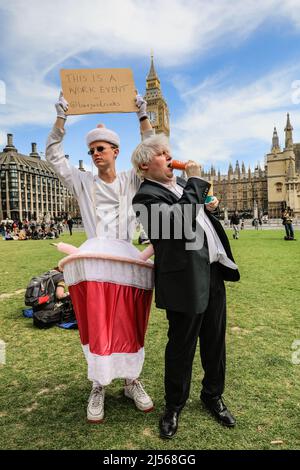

{"left": 58, "top": 238, "right": 154, "bottom": 385}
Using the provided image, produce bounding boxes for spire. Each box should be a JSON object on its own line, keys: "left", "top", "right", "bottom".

{"left": 228, "top": 163, "right": 233, "bottom": 175}
{"left": 145, "top": 52, "right": 162, "bottom": 98}
{"left": 147, "top": 52, "right": 159, "bottom": 81}
{"left": 241, "top": 161, "right": 246, "bottom": 174}
{"left": 285, "top": 113, "right": 293, "bottom": 130}
{"left": 284, "top": 113, "right": 293, "bottom": 149}
{"left": 271, "top": 126, "right": 280, "bottom": 152}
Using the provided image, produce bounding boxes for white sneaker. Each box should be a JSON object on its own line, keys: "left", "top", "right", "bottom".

{"left": 124, "top": 380, "right": 154, "bottom": 412}
{"left": 87, "top": 386, "right": 105, "bottom": 423}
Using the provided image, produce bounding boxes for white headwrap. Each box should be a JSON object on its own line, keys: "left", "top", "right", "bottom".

{"left": 86, "top": 124, "right": 120, "bottom": 147}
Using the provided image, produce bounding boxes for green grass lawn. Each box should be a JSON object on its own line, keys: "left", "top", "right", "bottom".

{"left": 0, "top": 229, "right": 300, "bottom": 450}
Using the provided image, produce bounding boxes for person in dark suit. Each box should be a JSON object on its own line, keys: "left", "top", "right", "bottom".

{"left": 131, "top": 134, "right": 240, "bottom": 439}
{"left": 66, "top": 217, "right": 73, "bottom": 236}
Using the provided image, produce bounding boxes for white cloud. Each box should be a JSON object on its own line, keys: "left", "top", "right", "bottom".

{"left": 1, "top": 0, "right": 284, "bottom": 69}
{"left": 171, "top": 65, "right": 300, "bottom": 168}
{"left": 0, "top": 79, "right": 5, "bottom": 105}
{"left": 1, "top": 0, "right": 300, "bottom": 134}
{"left": 0, "top": 130, "right": 5, "bottom": 147}
{"left": 280, "top": 0, "right": 300, "bottom": 29}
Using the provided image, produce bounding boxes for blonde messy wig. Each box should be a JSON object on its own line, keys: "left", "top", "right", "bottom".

{"left": 131, "top": 134, "right": 171, "bottom": 177}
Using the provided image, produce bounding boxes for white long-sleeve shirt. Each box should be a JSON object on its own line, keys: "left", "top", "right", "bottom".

{"left": 46, "top": 126, "right": 154, "bottom": 241}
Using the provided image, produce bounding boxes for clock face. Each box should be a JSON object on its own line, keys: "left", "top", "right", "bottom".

{"left": 148, "top": 111, "right": 157, "bottom": 124}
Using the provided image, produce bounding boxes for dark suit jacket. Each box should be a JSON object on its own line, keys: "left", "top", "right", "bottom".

{"left": 133, "top": 176, "right": 240, "bottom": 315}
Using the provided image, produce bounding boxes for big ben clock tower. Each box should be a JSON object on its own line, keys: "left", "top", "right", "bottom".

{"left": 144, "top": 54, "right": 170, "bottom": 137}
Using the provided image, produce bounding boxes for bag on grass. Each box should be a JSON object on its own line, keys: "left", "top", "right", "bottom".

{"left": 25, "top": 270, "right": 77, "bottom": 329}
{"left": 33, "top": 297, "right": 76, "bottom": 329}
{"left": 22, "top": 308, "right": 33, "bottom": 318}
{"left": 25, "top": 270, "right": 62, "bottom": 328}
{"left": 59, "top": 296, "right": 76, "bottom": 324}
{"left": 25, "top": 270, "right": 63, "bottom": 308}
{"left": 33, "top": 305, "right": 62, "bottom": 328}
{"left": 57, "top": 321, "right": 78, "bottom": 330}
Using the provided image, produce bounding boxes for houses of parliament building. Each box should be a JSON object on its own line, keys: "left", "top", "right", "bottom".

{"left": 1, "top": 57, "right": 300, "bottom": 221}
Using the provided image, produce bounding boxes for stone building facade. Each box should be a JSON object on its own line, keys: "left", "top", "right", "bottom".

{"left": 0, "top": 134, "right": 82, "bottom": 221}
{"left": 202, "top": 162, "right": 268, "bottom": 219}
{"left": 266, "top": 114, "right": 300, "bottom": 218}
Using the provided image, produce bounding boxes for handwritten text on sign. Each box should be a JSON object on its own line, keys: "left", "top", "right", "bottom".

{"left": 60, "top": 68, "right": 137, "bottom": 115}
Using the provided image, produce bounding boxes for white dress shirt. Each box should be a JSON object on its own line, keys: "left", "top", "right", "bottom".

{"left": 146, "top": 177, "right": 238, "bottom": 270}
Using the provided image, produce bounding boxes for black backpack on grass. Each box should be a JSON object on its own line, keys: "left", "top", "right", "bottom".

{"left": 25, "top": 270, "right": 62, "bottom": 308}
{"left": 25, "top": 270, "right": 68, "bottom": 328}
{"left": 32, "top": 296, "right": 75, "bottom": 328}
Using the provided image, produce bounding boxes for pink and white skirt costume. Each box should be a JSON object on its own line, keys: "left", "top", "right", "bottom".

{"left": 58, "top": 238, "right": 154, "bottom": 386}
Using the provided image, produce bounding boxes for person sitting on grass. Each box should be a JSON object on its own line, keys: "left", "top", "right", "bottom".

{"left": 5, "top": 229, "right": 14, "bottom": 240}
{"left": 18, "top": 229, "right": 27, "bottom": 240}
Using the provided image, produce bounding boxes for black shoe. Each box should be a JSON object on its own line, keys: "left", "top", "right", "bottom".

{"left": 201, "top": 394, "right": 236, "bottom": 427}
{"left": 159, "top": 409, "right": 179, "bottom": 439}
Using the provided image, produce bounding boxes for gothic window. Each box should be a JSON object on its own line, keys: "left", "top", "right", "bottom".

{"left": 275, "top": 182, "right": 283, "bottom": 192}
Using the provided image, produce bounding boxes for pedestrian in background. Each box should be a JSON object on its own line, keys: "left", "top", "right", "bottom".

{"left": 282, "top": 209, "right": 295, "bottom": 240}
{"left": 67, "top": 217, "right": 73, "bottom": 236}
{"left": 230, "top": 211, "right": 240, "bottom": 239}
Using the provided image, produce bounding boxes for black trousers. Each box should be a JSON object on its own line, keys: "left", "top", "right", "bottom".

{"left": 165, "top": 262, "right": 226, "bottom": 412}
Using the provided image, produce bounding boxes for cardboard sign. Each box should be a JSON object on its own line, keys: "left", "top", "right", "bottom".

{"left": 60, "top": 68, "right": 137, "bottom": 115}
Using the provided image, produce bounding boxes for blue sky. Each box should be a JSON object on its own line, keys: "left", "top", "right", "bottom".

{"left": 1, "top": 0, "right": 300, "bottom": 174}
